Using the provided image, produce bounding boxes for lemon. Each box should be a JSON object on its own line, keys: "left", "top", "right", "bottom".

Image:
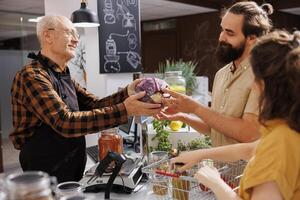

{"left": 169, "top": 121, "right": 183, "bottom": 131}
{"left": 169, "top": 85, "right": 186, "bottom": 94}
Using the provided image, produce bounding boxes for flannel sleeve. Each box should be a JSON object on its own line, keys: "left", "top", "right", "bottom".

{"left": 21, "top": 67, "right": 128, "bottom": 138}
{"left": 73, "top": 80, "right": 129, "bottom": 111}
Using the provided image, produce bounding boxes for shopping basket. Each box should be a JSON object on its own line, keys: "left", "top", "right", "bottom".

{"left": 142, "top": 158, "right": 247, "bottom": 200}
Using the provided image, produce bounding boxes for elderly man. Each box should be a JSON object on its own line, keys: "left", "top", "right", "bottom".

{"left": 10, "top": 15, "right": 161, "bottom": 182}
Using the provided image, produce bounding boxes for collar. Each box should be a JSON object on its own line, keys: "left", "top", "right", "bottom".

{"left": 39, "top": 52, "right": 68, "bottom": 74}
{"left": 228, "top": 58, "right": 251, "bottom": 74}
{"left": 260, "top": 119, "right": 286, "bottom": 136}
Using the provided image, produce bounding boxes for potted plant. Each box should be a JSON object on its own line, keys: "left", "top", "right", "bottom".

{"left": 158, "top": 59, "right": 198, "bottom": 95}
{"left": 151, "top": 119, "right": 172, "bottom": 152}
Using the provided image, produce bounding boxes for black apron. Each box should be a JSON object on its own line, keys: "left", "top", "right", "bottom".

{"left": 20, "top": 52, "right": 86, "bottom": 183}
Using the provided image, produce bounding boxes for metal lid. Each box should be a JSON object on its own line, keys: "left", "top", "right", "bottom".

{"left": 164, "top": 71, "right": 182, "bottom": 77}
{"left": 6, "top": 171, "right": 50, "bottom": 187}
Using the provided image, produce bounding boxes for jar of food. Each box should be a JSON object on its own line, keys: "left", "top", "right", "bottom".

{"left": 98, "top": 128, "right": 123, "bottom": 161}
{"left": 164, "top": 71, "right": 186, "bottom": 94}
{"left": 5, "top": 171, "right": 56, "bottom": 200}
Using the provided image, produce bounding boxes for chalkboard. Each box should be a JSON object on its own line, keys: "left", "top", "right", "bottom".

{"left": 98, "top": 0, "right": 142, "bottom": 73}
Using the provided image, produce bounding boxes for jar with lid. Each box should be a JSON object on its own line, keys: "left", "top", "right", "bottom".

{"left": 98, "top": 128, "right": 123, "bottom": 161}
{"left": 164, "top": 71, "right": 186, "bottom": 94}
{"left": 55, "top": 181, "right": 84, "bottom": 199}
{"left": 5, "top": 171, "right": 56, "bottom": 200}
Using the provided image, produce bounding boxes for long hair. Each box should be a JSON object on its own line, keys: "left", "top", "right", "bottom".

{"left": 250, "top": 30, "right": 300, "bottom": 132}
{"left": 223, "top": 1, "right": 273, "bottom": 37}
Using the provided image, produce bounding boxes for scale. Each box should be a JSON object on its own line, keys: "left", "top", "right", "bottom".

{"left": 80, "top": 151, "right": 144, "bottom": 199}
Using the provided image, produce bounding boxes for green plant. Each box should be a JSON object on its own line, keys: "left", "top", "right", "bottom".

{"left": 177, "top": 136, "right": 211, "bottom": 152}
{"left": 151, "top": 119, "right": 172, "bottom": 152}
{"left": 158, "top": 59, "right": 198, "bottom": 95}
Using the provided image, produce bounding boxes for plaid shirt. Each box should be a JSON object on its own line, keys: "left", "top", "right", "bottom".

{"left": 10, "top": 54, "right": 129, "bottom": 150}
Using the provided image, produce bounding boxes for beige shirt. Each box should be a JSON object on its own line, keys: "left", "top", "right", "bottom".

{"left": 210, "top": 58, "right": 259, "bottom": 146}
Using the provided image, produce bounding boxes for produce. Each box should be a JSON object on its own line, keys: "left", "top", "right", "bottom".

{"left": 169, "top": 85, "right": 186, "bottom": 94}
{"left": 169, "top": 121, "right": 183, "bottom": 131}
{"left": 172, "top": 163, "right": 190, "bottom": 200}
{"left": 135, "top": 77, "right": 168, "bottom": 103}
{"left": 151, "top": 120, "right": 172, "bottom": 152}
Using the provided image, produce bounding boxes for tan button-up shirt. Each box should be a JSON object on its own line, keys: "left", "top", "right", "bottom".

{"left": 210, "top": 58, "right": 259, "bottom": 146}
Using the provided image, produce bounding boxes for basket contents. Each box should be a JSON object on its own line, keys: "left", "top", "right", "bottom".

{"left": 142, "top": 159, "right": 247, "bottom": 200}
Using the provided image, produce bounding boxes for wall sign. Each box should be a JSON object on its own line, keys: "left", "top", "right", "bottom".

{"left": 98, "top": 0, "right": 142, "bottom": 73}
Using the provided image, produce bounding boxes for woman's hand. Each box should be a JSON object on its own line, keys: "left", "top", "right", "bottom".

{"left": 170, "top": 150, "right": 203, "bottom": 172}
{"left": 195, "top": 166, "right": 242, "bottom": 200}
{"left": 194, "top": 166, "right": 223, "bottom": 189}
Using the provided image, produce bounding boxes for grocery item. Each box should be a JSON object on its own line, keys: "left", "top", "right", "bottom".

{"left": 164, "top": 71, "right": 186, "bottom": 95}
{"left": 169, "top": 121, "right": 183, "bottom": 131}
{"left": 98, "top": 128, "right": 123, "bottom": 160}
{"left": 172, "top": 163, "right": 190, "bottom": 200}
{"left": 5, "top": 171, "right": 56, "bottom": 200}
{"left": 135, "top": 77, "right": 168, "bottom": 103}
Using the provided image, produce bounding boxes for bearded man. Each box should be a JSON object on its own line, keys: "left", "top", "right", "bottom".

{"left": 158, "top": 2, "right": 273, "bottom": 146}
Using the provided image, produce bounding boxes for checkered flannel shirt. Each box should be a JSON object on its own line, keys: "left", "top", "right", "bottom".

{"left": 10, "top": 54, "right": 129, "bottom": 150}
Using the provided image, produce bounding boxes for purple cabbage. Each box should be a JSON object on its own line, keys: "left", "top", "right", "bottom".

{"left": 135, "top": 77, "right": 168, "bottom": 103}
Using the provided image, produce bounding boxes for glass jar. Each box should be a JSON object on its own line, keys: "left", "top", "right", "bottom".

{"left": 164, "top": 71, "right": 186, "bottom": 94}
{"left": 98, "top": 128, "right": 123, "bottom": 161}
{"left": 5, "top": 171, "right": 56, "bottom": 200}
{"left": 55, "top": 181, "right": 83, "bottom": 199}
{"left": 148, "top": 151, "right": 168, "bottom": 164}
{"left": 60, "top": 194, "right": 97, "bottom": 200}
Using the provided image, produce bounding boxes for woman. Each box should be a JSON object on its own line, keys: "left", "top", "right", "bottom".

{"left": 161, "top": 30, "right": 300, "bottom": 200}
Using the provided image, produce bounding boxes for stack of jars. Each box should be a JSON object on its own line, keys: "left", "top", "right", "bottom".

{"left": 164, "top": 71, "right": 186, "bottom": 131}
{"left": 0, "top": 171, "right": 97, "bottom": 200}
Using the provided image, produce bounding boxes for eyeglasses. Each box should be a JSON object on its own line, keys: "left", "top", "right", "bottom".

{"left": 47, "top": 28, "right": 80, "bottom": 40}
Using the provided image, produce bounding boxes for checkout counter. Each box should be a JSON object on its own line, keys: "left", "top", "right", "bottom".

{"left": 81, "top": 122, "right": 203, "bottom": 199}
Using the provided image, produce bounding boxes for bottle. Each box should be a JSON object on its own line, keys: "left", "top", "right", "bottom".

{"left": 164, "top": 71, "right": 186, "bottom": 94}
{"left": 5, "top": 171, "right": 56, "bottom": 200}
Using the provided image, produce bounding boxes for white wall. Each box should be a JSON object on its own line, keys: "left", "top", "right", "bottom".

{"left": 44, "top": 0, "right": 134, "bottom": 146}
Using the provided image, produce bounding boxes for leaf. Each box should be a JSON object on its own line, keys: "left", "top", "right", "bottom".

{"left": 157, "top": 59, "right": 198, "bottom": 94}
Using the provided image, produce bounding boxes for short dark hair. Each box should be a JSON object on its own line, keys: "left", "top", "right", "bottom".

{"left": 223, "top": 1, "right": 273, "bottom": 37}
{"left": 250, "top": 30, "right": 300, "bottom": 132}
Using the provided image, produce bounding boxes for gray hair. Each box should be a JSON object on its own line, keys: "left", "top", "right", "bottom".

{"left": 36, "top": 15, "right": 70, "bottom": 46}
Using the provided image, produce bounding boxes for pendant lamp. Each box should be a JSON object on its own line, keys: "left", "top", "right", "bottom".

{"left": 71, "top": 0, "right": 100, "bottom": 27}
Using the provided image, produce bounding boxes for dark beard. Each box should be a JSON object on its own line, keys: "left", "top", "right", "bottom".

{"left": 215, "top": 41, "right": 245, "bottom": 64}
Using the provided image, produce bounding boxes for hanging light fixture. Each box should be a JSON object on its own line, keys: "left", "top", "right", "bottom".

{"left": 71, "top": 0, "right": 100, "bottom": 27}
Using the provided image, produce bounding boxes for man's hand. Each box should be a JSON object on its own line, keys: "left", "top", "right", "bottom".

{"left": 156, "top": 109, "right": 188, "bottom": 122}
{"left": 162, "top": 88, "right": 199, "bottom": 114}
{"left": 127, "top": 78, "right": 142, "bottom": 96}
{"left": 124, "top": 91, "right": 162, "bottom": 116}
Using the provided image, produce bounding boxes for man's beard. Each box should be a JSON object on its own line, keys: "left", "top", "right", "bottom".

{"left": 215, "top": 41, "right": 245, "bottom": 64}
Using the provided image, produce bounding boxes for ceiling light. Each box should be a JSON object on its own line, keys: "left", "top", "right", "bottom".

{"left": 28, "top": 17, "right": 42, "bottom": 23}
{"left": 71, "top": 0, "right": 100, "bottom": 27}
